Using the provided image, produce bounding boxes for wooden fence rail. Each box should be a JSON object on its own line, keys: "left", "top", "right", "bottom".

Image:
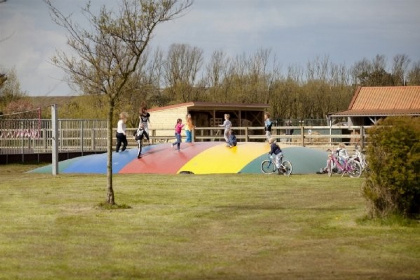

{"left": 0, "top": 118, "right": 370, "bottom": 157}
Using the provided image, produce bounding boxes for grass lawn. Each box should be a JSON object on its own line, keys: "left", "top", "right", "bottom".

{"left": 0, "top": 164, "right": 419, "bottom": 279}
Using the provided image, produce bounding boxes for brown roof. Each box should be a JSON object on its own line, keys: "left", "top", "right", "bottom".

{"left": 332, "top": 86, "right": 420, "bottom": 116}
{"left": 149, "top": 102, "right": 269, "bottom": 112}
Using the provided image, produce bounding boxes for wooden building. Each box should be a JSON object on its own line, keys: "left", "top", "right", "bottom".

{"left": 148, "top": 102, "right": 269, "bottom": 139}
{"left": 148, "top": 102, "right": 269, "bottom": 128}
{"left": 330, "top": 86, "right": 420, "bottom": 126}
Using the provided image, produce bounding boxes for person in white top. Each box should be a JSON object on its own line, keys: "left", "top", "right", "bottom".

{"left": 116, "top": 112, "right": 128, "bottom": 152}
{"left": 219, "top": 114, "right": 232, "bottom": 143}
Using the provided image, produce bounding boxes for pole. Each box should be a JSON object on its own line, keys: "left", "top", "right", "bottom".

{"left": 328, "top": 115, "right": 332, "bottom": 147}
{"left": 51, "top": 104, "right": 58, "bottom": 175}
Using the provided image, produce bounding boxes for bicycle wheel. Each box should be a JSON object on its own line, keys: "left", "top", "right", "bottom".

{"left": 261, "top": 160, "right": 276, "bottom": 174}
{"left": 347, "top": 159, "right": 362, "bottom": 178}
{"left": 281, "top": 160, "right": 293, "bottom": 176}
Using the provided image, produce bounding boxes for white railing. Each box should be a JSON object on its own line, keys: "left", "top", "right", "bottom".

{"left": 0, "top": 119, "right": 370, "bottom": 156}
{"left": 0, "top": 119, "right": 107, "bottom": 155}
{"left": 145, "top": 125, "right": 369, "bottom": 151}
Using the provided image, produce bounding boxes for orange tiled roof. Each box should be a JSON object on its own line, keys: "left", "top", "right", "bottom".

{"left": 333, "top": 86, "right": 420, "bottom": 116}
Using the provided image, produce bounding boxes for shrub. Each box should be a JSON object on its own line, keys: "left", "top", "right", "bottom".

{"left": 362, "top": 116, "right": 420, "bottom": 218}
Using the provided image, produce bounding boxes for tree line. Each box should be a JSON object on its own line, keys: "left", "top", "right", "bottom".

{"left": 1, "top": 50, "right": 419, "bottom": 125}
{"left": 99, "top": 50, "right": 420, "bottom": 125}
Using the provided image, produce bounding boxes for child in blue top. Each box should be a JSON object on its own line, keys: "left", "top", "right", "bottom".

{"left": 264, "top": 112, "right": 272, "bottom": 142}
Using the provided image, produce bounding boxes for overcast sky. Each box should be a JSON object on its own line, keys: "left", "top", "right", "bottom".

{"left": 1, "top": 0, "right": 419, "bottom": 96}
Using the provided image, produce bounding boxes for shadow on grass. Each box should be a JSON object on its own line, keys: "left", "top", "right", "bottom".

{"left": 216, "top": 205, "right": 357, "bottom": 211}
{"left": 96, "top": 202, "right": 132, "bottom": 210}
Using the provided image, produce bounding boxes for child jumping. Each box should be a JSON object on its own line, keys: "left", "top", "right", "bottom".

{"left": 264, "top": 112, "right": 272, "bottom": 142}
{"left": 219, "top": 114, "right": 232, "bottom": 143}
{"left": 185, "top": 113, "right": 194, "bottom": 143}
{"left": 171, "top": 118, "right": 185, "bottom": 151}
{"left": 134, "top": 123, "right": 149, "bottom": 158}
{"left": 115, "top": 112, "right": 128, "bottom": 153}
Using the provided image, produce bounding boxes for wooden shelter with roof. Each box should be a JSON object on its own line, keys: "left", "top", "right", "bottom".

{"left": 148, "top": 102, "right": 270, "bottom": 129}
{"left": 330, "top": 86, "right": 420, "bottom": 126}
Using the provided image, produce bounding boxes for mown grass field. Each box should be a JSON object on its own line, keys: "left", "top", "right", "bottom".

{"left": 1, "top": 164, "right": 419, "bottom": 279}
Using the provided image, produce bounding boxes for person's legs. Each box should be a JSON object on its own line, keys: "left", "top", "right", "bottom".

{"left": 116, "top": 133, "right": 122, "bottom": 152}
{"left": 121, "top": 135, "right": 127, "bottom": 152}
{"left": 171, "top": 133, "right": 176, "bottom": 148}
{"left": 227, "top": 139, "right": 232, "bottom": 147}
{"left": 275, "top": 153, "right": 283, "bottom": 174}
{"left": 275, "top": 153, "right": 281, "bottom": 169}
{"left": 266, "top": 131, "right": 271, "bottom": 141}
{"left": 175, "top": 133, "right": 181, "bottom": 150}
{"left": 224, "top": 130, "right": 229, "bottom": 142}
{"left": 185, "top": 130, "right": 191, "bottom": 142}
{"left": 137, "top": 140, "right": 142, "bottom": 158}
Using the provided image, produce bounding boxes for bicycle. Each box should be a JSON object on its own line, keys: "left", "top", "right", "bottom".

{"left": 326, "top": 150, "right": 362, "bottom": 178}
{"left": 351, "top": 145, "right": 368, "bottom": 172}
{"left": 261, "top": 154, "right": 293, "bottom": 176}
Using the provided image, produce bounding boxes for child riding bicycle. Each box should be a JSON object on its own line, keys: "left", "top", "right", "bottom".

{"left": 268, "top": 137, "right": 284, "bottom": 175}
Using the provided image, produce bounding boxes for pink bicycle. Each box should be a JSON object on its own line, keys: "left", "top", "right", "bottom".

{"left": 326, "top": 149, "right": 362, "bottom": 178}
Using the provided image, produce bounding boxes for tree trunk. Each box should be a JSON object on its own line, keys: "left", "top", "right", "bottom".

{"left": 106, "top": 102, "right": 115, "bottom": 205}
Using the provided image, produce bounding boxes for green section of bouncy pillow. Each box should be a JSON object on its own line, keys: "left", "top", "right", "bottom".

{"left": 27, "top": 157, "right": 80, "bottom": 174}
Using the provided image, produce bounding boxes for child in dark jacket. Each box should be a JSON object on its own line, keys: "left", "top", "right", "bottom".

{"left": 268, "top": 137, "right": 284, "bottom": 175}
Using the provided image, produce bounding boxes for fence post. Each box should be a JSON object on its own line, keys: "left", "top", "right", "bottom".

{"left": 59, "top": 121, "right": 63, "bottom": 151}
{"left": 20, "top": 120, "right": 24, "bottom": 162}
{"left": 151, "top": 129, "right": 156, "bottom": 144}
{"left": 301, "top": 126, "right": 305, "bottom": 147}
{"left": 43, "top": 128, "right": 47, "bottom": 151}
{"left": 51, "top": 104, "right": 58, "bottom": 176}
{"left": 245, "top": 127, "right": 249, "bottom": 142}
{"left": 81, "top": 120, "right": 84, "bottom": 156}
{"left": 91, "top": 128, "right": 95, "bottom": 151}
{"left": 360, "top": 126, "right": 365, "bottom": 150}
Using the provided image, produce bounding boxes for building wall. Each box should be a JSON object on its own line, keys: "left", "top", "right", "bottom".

{"left": 149, "top": 103, "right": 268, "bottom": 137}
{"left": 150, "top": 105, "right": 188, "bottom": 136}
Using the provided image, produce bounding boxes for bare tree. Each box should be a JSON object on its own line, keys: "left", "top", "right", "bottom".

{"left": 164, "top": 43, "right": 203, "bottom": 102}
{"left": 407, "top": 61, "right": 420, "bottom": 85}
{"left": 392, "top": 54, "right": 411, "bottom": 85}
{"left": 0, "top": 68, "right": 27, "bottom": 110}
{"left": 0, "top": 73, "right": 6, "bottom": 89}
{"left": 0, "top": 0, "right": 9, "bottom": 87}
{"left": 45, "top": 0, "right": 193, "bottom": 205}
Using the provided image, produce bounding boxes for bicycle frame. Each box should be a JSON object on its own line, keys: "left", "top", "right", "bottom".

{"left": 327, "top": 152, "right": 358, "bottom": 177}
{"left": 328, "top": 153, "right": 345, "bottom": 172}
{"left": 261, "top": 155, "right": 293, "bottom": 176}
{"left": 352, "top": 149, "right": 367, "bottom": 170}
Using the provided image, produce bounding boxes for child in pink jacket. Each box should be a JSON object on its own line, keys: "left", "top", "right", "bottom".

{"left": 171, "top": 118, "right": 185, "bottom": 151}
